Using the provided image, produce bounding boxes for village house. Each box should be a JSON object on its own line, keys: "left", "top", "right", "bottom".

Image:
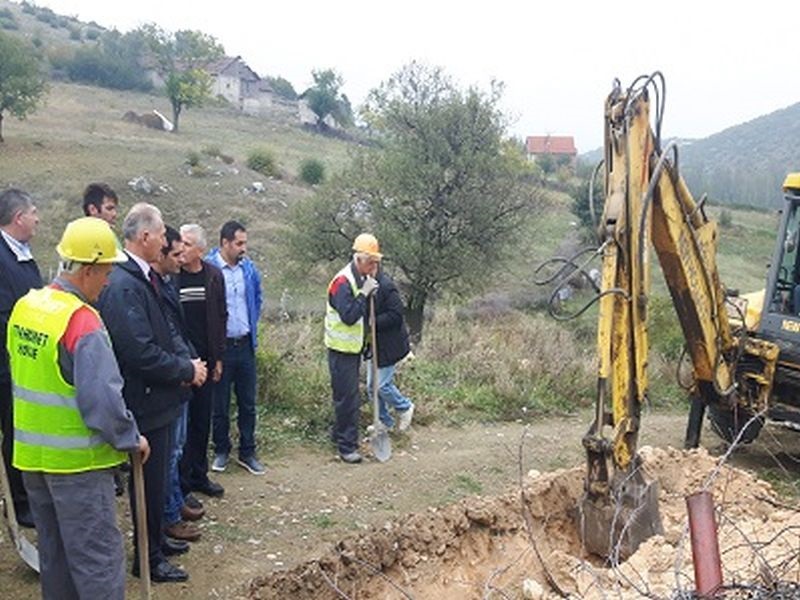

{"left": 525, "top": 135, "right": 578, "bottom": 167}
{"left": 206, "top": 55, "right": 274, "bottom": 114}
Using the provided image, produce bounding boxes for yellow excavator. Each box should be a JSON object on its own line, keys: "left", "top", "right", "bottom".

{"left": 556, "top": 72, "right": 800, "bottom": 559}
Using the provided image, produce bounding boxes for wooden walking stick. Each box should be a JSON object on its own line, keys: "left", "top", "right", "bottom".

{"left": 131, "top": 452, "right": 151, "bottom": 599}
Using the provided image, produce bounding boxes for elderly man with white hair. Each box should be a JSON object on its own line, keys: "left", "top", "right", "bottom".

{"left": 177, "top": 223, "right": 227, "bottom": 506}
{"left": 98, "top": 203, "right": 207, "bottom": 583}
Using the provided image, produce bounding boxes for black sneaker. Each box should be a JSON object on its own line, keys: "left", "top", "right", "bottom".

{"left": 192, "top": 479, "right": 225, "bottom": 498}
{"left": 237, "top": 456, "right": 266, "bottom": 475}
{"left": 133, "top": 559, "right": 189, "bottom": 583}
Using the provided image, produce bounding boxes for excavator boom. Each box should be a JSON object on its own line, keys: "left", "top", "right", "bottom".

{"left": 579, "top": 74, "right": 779, "bottom": 559}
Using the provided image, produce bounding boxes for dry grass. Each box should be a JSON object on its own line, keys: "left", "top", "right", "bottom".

{"left": 0, "top": 81, "right": 352, "bottom": 304}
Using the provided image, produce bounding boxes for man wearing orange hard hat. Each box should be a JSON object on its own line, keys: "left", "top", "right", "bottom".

{"left": 324, "top": 233, "right": 381, "bottom": 463}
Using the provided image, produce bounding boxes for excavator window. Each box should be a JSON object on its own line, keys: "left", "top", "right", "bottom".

{"left": 770, "top": 202, "right": 800, "bottom": 314}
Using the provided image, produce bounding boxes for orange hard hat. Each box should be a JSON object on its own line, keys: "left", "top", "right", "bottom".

{"left": 352, "top": 233, "right": 382, "bottom": 259}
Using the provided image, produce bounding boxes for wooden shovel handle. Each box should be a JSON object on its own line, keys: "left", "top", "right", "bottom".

{"left": 131, "top": 452, "right": 151, "bottom": 599}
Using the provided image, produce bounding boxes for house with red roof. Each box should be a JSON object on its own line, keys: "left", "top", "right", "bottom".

{"left": 525, "top": 135, "right": 578, "bottom": 168}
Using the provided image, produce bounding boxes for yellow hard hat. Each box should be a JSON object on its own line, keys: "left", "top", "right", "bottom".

{"left": 352, "top": 233, "right": 382, "bottom": 259}
{"left": 56, "top": 217, "right": 128, "bottom": 264}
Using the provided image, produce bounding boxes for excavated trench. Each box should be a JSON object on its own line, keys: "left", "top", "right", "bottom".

{"left": 247, "top": 447, "right": 800, "bottom": 599}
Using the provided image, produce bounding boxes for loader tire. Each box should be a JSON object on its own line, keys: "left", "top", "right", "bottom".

{"left": 708, "top": 404, "right": 763, "bottom": 445}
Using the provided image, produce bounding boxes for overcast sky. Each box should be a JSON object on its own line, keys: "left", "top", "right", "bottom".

{"left": 35, "top": 0, "right": 800, "bottom": 152}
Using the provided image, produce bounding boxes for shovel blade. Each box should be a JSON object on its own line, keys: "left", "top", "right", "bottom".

{"left": 370, "top": 429, "right": 392, "bottom": 462}
{"left": 17, "top": 534, "right": 40, "bottom": 572}
{"left": 579, "top": 478, "right": 662, "bottom": 560}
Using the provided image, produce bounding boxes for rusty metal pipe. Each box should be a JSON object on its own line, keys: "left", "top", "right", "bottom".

{"left": 686, "top": 491, "right": 723, "bottom": 597}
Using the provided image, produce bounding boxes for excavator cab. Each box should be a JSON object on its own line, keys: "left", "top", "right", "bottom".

{"left": 747, "top": 175, "right": 800, "bottom": 427}
{"left": 764, "top": 177, "right": 800, "bottom": 317}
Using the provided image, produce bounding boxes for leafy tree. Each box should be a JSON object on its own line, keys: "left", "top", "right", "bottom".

{"left": 571, "top": 175, "right": 603, "bottom": 240}
{"left": 66, "top": 29, "right": 152, "bottom": 91}
{"left": 0, "top": 32, "right": 47, "bottom": 142}
{"left": 289, "top": 62, "right": 541, "bottom": 339}
{"left": 138, "top": 24, "right": 224, "bottom": 132}
{"left": 264, "top": 75, "right": 297, "bottom": 100}
{"left": 536, "top": 153, "right": 556, "bottom": 174}
{"left": 302, "top": 68, "right": 352, "bottom": 130}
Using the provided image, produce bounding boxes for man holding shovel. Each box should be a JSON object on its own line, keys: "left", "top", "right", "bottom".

{"left": 325, "top": 233, "right": 381, "bottom": 463}
{"left": 366, "top": 267, "right": 414, "bottom": 433}
{"left": 7, "top": 217, "right": 149, "bottom": 599}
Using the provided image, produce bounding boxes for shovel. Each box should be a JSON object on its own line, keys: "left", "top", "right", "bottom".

{"left": 0, "top": 444, "right": 39, "bottom": 572}
{"left": 131, "top": 452, "right": 151, "bottom": 599}
{"left": 369, "top": 295, "right": 392, "bottom": 462}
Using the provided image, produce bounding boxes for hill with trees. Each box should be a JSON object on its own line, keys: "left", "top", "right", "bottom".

{"left": 679, "top": 102, "right": 800, "bottom": 208}
{"left": 580, "top": 100, "right": 800, "bottom": 209}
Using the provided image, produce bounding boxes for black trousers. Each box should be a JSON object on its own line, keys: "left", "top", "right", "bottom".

{"left": 0, "top": 378, "right": 26, "bottom": 511}
{"left": 328, "top": 350, "right": 361, "bottom": 455}
{"left": 129, "top": 421, "right": 173, "bottom": 567}
{"left": 180, "top": 378, "right": 214, "bottom": 490}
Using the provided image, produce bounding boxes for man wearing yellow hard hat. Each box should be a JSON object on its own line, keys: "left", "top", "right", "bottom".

{"left": 7, "top": 217, "right": 149, "bottom": 599}
{"left": 324, "top": 233, "right": 381, "bottom": 463}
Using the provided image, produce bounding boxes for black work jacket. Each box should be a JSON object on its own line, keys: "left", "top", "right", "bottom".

{"left": 373, "top": 271, "right": 411, "bottom": 368}
{"left": 98, "top": 254, "right": 193, "bottom": 433}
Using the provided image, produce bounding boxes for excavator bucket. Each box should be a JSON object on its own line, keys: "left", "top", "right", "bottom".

{"left": 579, "top": 468, "right": 663, "bottom": 561}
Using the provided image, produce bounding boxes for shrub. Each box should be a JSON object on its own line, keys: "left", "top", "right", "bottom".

{"left": 719, "top": 208, "right": 733, "bottom": 229}
{"left": 299, "top": 158, "right": 325, "bottom": 185}
{"left": 247, "top": 148, "right": 280, "bottom": 178}
{"left": 35, "top": 8, "right": 58, "bottom": 26}
{"left": 21, "top": 2, "right": 35, "bottom": 15}
{"left": 85, "top": 28, "right": 100, "bottom": 41}
{"left": 185, "top": 149, "right": 201, "bottom": 167}
{"left": 201, "top": 144, "right": 222, "bottom": 158}
{"left": 254, "top": 319, "right": 332, "bottom": 449}
{"left": 0, "top": 8, "right": 13, "bottom": 18}
{"left": 264, "top": 75, "right": 298, "bottom": 100}
{"left": 68, "top": 25, "right": 81, "bottom": 41}
{"left": 65, "top": 44, "right": 152, "bottom": 91}
{"left": 31, "top": 36, "right": 42, "bottom": 49}
{"left": 202, "top": 145, "right": 235, "bottom": 164}
{"left": 0, "top": 17, "right": 18, "bottom": 30}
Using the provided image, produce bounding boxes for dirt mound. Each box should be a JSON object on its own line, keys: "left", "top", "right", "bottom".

{"left": 247, "top": 447, "right": 800, "bottom": 599}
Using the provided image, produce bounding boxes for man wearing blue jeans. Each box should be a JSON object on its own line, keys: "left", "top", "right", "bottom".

{"left": 365, "top": 269, "right": 414, "bottom": 431}
{"left": 207, "top": 221, "right": 264, "bottom": 476}
{"left": 154, "top": 226, "right": 201, "bottom": 543}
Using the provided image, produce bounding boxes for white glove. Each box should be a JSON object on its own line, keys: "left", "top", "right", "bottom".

{"left": 361, "top": 275, "right": 379, "bottom": 297}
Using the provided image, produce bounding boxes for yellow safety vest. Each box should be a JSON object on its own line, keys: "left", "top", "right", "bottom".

{"left": 8, "top": 288, "right": 127, "bottom": 473}
{"left": 324, "top": 264, "right": 365, "bottom": 354}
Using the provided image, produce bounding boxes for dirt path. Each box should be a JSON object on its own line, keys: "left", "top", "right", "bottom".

{"left": 0, "top": 411, "right": 795, "bottom": 598}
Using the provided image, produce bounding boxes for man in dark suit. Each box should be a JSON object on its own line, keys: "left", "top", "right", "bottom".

{"left": 98, "top": 203, "right": 207, "bottom": 583}
{"left": 0, "top": 188, "right": 42, "bottom": 527}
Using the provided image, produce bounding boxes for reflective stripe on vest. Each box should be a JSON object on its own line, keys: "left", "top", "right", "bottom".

{"left": 8, "top": 287, "right": 127, "bottom": 474}
{"left": 324, "top": 264, "right": 364, "bottom": 354}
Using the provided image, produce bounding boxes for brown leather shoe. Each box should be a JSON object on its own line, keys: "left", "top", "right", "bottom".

{"left": 181, "top": 502, "right": 205, "bottom": 522}
{"left": 164, "top": 521, "right": 201, "bottom": 542}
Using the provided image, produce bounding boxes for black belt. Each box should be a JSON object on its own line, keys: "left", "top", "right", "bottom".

{"left": 226, "top": 335, "right": 249, "bottom": 346}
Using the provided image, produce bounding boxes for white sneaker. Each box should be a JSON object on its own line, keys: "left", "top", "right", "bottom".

{"left": 397, "top": 403, "right": 415, "bottom": 432}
